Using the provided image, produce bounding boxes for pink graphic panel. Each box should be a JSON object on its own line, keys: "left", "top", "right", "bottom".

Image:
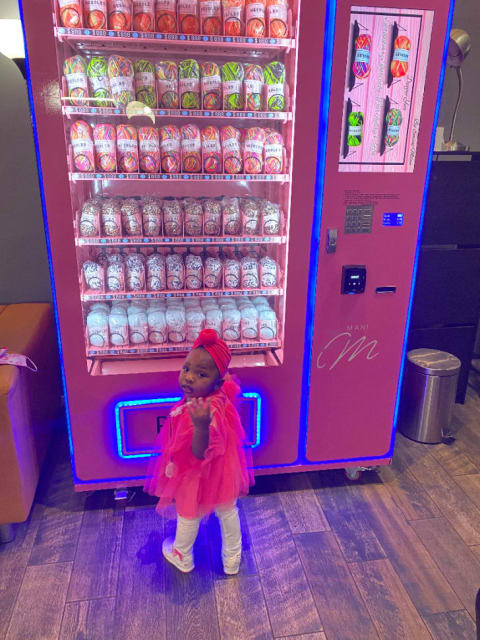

{"left": 339, "top": 6, "right": 434, "bottom": 172}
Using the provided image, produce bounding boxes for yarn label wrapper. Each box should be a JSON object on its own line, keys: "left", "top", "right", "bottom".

{"left": 136, "top": 72, "right": 155, "bottom": 87}
{"left": 90, "top": 76, "right": 108, "bottom": 92}
{"left": 158, "top": 79, "right": 176, "bottom": 93}
{"left": 247, "top": 3, "right": 265, "bottom": 19}
{"left": 203, "top": 139, "right": 220, "bottom": 152}
{"left": 182, "top": 139, "right": 201, "bottom": 152}
{"left": 202, "top": 75, "right": 221, "bottom": 92}
{"left": 66, "top": 72, "right": 87, "bottom": 89}
{"left": 162, "top": 139, "right": 180, "bottom": 152}
{"left": 354, "top": 49, "right": 370, "bottom": 64}
{"left": 95, "top": 139, "right": 115, "bottom": 153}
{"left": 393, "top": 49, "right": 410, "bottom": 62}
{"left": 110, "top": 76, "right": 133, "bottom": 94}
{"left": 267, "top": 83, "right": 283, "bottom": 100}
{"left": 223, "top": 138, "right": 241, "bottom": 153}
{"left": 348, "top": 125, "right": 363, "bottom": 136}
{"left": 269, "top": 6, "right": 287, "bottom": 21}
{"left": 180, "top": 78, "right": 199, "bottom": 92}
{"left": 245, "top": 79, "right": 262, "bottom": 94}
{"left": 386, "top": 124, "right": 401, "bottom": 136}
{"left": 140, "top": 139, "right": 159, "bottom": 152}
{"left": 265, "top": 142, "right": 283, "bottom": 157}
{"left": 118, "top": 139, "right": 137, "bottom": 153}
{"left": 245, "top": 139, "right": 264, "bottom": 155}
{"left": 223, "top": 80, "right": 242, "bottom": 94}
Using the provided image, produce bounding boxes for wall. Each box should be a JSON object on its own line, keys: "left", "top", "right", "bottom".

{"left": 0, "top": 53, "right": 51, "bottom": 303}
{"left": 437, "top": 0, "right": 480, "bottom": 150}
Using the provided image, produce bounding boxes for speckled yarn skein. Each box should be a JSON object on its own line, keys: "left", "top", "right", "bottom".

{"left": 200, "top": 0, "right": 222, "bottom": 35}
{"left": 64, "top": 55, "right": 89, "bottom": 106}
{"left": 264, "top": 61, "right": 285, "bottom": 111}
{"left": 71, "top": 120, "right": 95, "bottom": 172}
{"left": 156, "top": 61, "right": 178, "bottom": 109}
{"left": 93, "top": 123, "right": 117, "bottom": 172}
{"left": 84, "top": 0, "right": 107, "bottom": 28}
{"left": 201, "top": 61, "right": 221, "bottom": 110}
{"left": 87, "top": 56, "right": 111, "bottom": 107}
{"left": 107, "top": 0, "right": 133, "bottom": 30}
{"left": 155, "top": 0, "right": 177, "bottom": 32}
{"left": 222, "top": 62, "right": 244, "bottom": 111}
{"left": 179, "top": 0, "right": 200, "bottom": 33}
{"left": 116, "top": 124, "right": 139, "bottom": 172}
{"left": 179, "top": 59, "right": 201, "bottom": 110}
{"left": 384, "top": 108, "right": 402, "bottom": 148}
{"left": 347, "top": 111, "right": 364, "bottom": 147}
{"left": 222, "top": 0, "right": 244, "bottom": 36}
{"left": 352, "top": 33, "right": 372, "bottom": 79}
{"left": 107, "top": 55, "right": 135, "bottom": 109}
{"left": 133, "top": 0, "right": 154, "bottom": 31}
{"left": 390, "top": 35, "right": 411, "bottom": 79}
{"left": 134, "top": 59, "right": 156, "bottom": 108}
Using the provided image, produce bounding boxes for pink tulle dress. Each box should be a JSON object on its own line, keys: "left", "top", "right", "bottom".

{"left": 144, "top": 377, "right": 253, "bottom": 519}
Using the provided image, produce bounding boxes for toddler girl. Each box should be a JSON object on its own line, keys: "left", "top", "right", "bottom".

{"left": 144, "top": 329, "right": 252, "bottom": 575}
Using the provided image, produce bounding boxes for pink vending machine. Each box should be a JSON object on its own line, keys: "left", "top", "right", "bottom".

{"left": 20, "top": 0, "right": 452, "bottom": 491}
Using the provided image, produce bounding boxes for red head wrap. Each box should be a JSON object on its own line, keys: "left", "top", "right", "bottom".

{"left": 192, "top": 329, "right": 231, "bottom": 378}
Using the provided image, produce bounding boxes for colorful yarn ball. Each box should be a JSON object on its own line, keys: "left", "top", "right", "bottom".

{"left": 59, "top": 0, "right": 83, "bottom": 28}
{"left": 181, "top": 124, "right": 202, "bottom": 173}
{"left": 107, "top": 0, "right": 132, "bottom": 30}
{"left": 347, "top": 111, "right": 364, "bottom": 147}
{"left": 201, "top": 125, "right": 221, "bottom": 173}
{"left": 179, "top": 59, "right": 200, "bottom": 110}
{"left": 201, "top": 61, "right": 221, "bottom": 110}
{"left": 87, "top": 56, "right": 111, "bottom": 107}
{"left": 221, "top": 125, "right": 242, "bottom": 174}
{"left": 84, "top": 0, "right": 107, "bottom": 28}
{"left": 133, "top": 0, "right": 154, "bottom": 31}
{"left": 246, "top": 0, "right": 265, "bottom": 36}
{"left": 63, "top": 55, "right": 89, "bottom": 106}
{"left": 138, "top": 126, "right": 160, "bottom": 173}
{"left": 352, "top": 33, "right": 372, "bottom": 79}
{"left": 108, "top": 55, "right": 134, "bottom": 108}
{"left": 264, "top": 129, "right": 283, "bottom": 173}
{"left": 264, "top": 61, "right": 285, "bottom": 111}
{"left": 244, "top": 63, "right": 263, "bottom": 111}
{"left": 222, "top": 62, "right": 244, "bottom": 111}
{"left": 71, "top": 120, "right": 94, "bottom": 172}
{"left": 390, "top": 35, "right": 411, "bottom": 79}
{"left": 155, "top": 0, "right": 176, "bottom": 32}
{"left": 243, "top": 126, "right": 265, "bottom": 174}
{"left": 159, "top": 124, "right": 181, "bottom": 173}
{"left": 93, "top": 123, "right": 117, "bottom": 171}
{"left": 384, "top": 108, "right": 402, "bottom": 148}
{"left": 179, "top": 0, "right": 200, "bottom": 33}
{"left": 222, "top": 0, "right": 244, "bottom": 36}
{"left": 200, "top": 0, "right": 222, "bottom": 34}
{"left": 156, "top": 61, "right": 179, "bottom": 109}
{"left": 267, "top": 0, "right": 288, "bottom": 38}
{"left": 134, "top": 59, "right": 156, "bottom": 108}
{"left": 116, "top": 124, "right": 138, "bottom": 172}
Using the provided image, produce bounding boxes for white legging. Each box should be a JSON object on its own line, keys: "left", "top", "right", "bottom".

{"left": 174, "top": 503, "right": 241, "bottom": 560}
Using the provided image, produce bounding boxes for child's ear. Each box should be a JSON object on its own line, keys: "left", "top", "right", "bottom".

{"left": 215, "top": 378, "right": 225, "bottom": 390}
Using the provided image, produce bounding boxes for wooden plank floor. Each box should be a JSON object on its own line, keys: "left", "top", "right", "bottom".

{"left": 2, "top": 382, "right": 480, "bottom": 640}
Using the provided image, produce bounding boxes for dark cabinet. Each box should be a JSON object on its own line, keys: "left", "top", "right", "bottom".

{"left": 407, "top": 154, "right": 480, "bottom": 403}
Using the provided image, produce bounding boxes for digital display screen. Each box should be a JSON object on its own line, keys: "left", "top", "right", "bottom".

{"left": 383, "top": 212, "right": 404, "bottom": 226}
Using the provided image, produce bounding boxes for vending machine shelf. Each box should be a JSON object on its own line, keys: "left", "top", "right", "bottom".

{"left": 87, "top": 338, "right": 281, "bottom": 358}
{"left": 76, "top": 235, "right": 287, "bottom": 246}
{"left": 55, "top": 28, "right": 296, "bottom": 56}
{"left": 63, "top": 105, "right": 292, "bottom": 122}
{"left": 82, "top": 287, "right": 284, "bottom": 301}
{"left": 70, "top": 172, "right": 290, "bottom": 182}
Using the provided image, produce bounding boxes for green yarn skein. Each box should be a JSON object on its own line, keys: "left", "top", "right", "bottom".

{"left": 347, "top": 111, "right": 364, "bottom": 146}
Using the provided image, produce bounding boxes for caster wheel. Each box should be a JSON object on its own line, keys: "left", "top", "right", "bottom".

{"left": 344, "top": 467, "right": 361, "bottom": 481}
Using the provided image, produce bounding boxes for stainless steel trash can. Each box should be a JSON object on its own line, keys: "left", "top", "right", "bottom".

{"left": 399, "top": 349, "right": 461, "bottom": 444}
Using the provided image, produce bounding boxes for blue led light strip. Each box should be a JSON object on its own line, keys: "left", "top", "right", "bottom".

{"left": 115, "top": 391, "right": 262, "bottom": 459}
{"left": 18, "top": 2, "right": 80, "bottom": 483}
{"left": 298, "top": 0, "right": 337, "bottom": 463}
{"left": 389, "top": 0, "right": 456, "bottom": 454}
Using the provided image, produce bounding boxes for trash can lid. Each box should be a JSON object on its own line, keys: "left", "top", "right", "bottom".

{"left": 407, "top": 348, "right": 461, "bottom": 376}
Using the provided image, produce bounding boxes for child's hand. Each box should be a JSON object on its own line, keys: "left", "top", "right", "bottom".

{"left": 187, "top": 398, "right": 212, "bottom": 431}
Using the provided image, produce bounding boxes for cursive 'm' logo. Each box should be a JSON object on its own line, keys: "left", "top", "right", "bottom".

{"left": 316, "top": 332, "right": 380, "bottom": 371}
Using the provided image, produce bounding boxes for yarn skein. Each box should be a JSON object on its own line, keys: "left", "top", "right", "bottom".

{"left": 200, "top": 61, "right": 221, "bottom": 110}
{"left": 222, "top": 0, "right": 244, "bottom": 36}
{"left": 352, "top": 33, "right": 372, "bottom": 79}
{"left": 347, "top": 111, "right": 364, "bottom": 147}
{"left": 264, "top": 61, "right": 285, "bottom": 111}
{"left": 179, "top": 0, "right": 200, "bottom": 33}
{"left": 64, "top": 55, "right": 89, "bottom": 106}
{"left": 87, "top": 56, "right": 111, "bottom": 107}
{"left": 384, "top": 108, "right": 402, "bottom": 148}
{"left": 134, "top": 59, "right": 156, "bottom": 108}
{"left": 244, "top": 63, "right": 263, "bottom": 111}
{"left": 156, "top": 61, "right": 178, "bottom": 109}
{"left": 155, "top": 0, "right": 177, "bottom": 32}
{"left": 179, "top": 59, "right": 201, "bottom": 110}
{"left": 222, "top": 62, "right": 245, "bottom": 111}
{"left": 390, "top": 35, "right": 411, "bottom": 79}
{"left": 84, "top": 0, "right": 107, "bottom": 28}
{"left": 133, "top": 0, "right": 154, "bottom": 30}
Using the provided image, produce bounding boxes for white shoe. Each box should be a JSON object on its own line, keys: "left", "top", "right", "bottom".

{"left": 162, "top": 537, "right": 194, "bottom": 573}
{"left": 222, "top": 552, "right": 241, "bottom": 576}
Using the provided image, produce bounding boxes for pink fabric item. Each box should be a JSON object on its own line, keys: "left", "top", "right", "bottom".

{"left": 193, "top": 328, "right": 231, "bottom": 377}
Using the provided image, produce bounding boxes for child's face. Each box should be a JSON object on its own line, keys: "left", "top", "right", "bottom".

{"left": 179, "top": 347, "right": 221, "bottom": 400}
